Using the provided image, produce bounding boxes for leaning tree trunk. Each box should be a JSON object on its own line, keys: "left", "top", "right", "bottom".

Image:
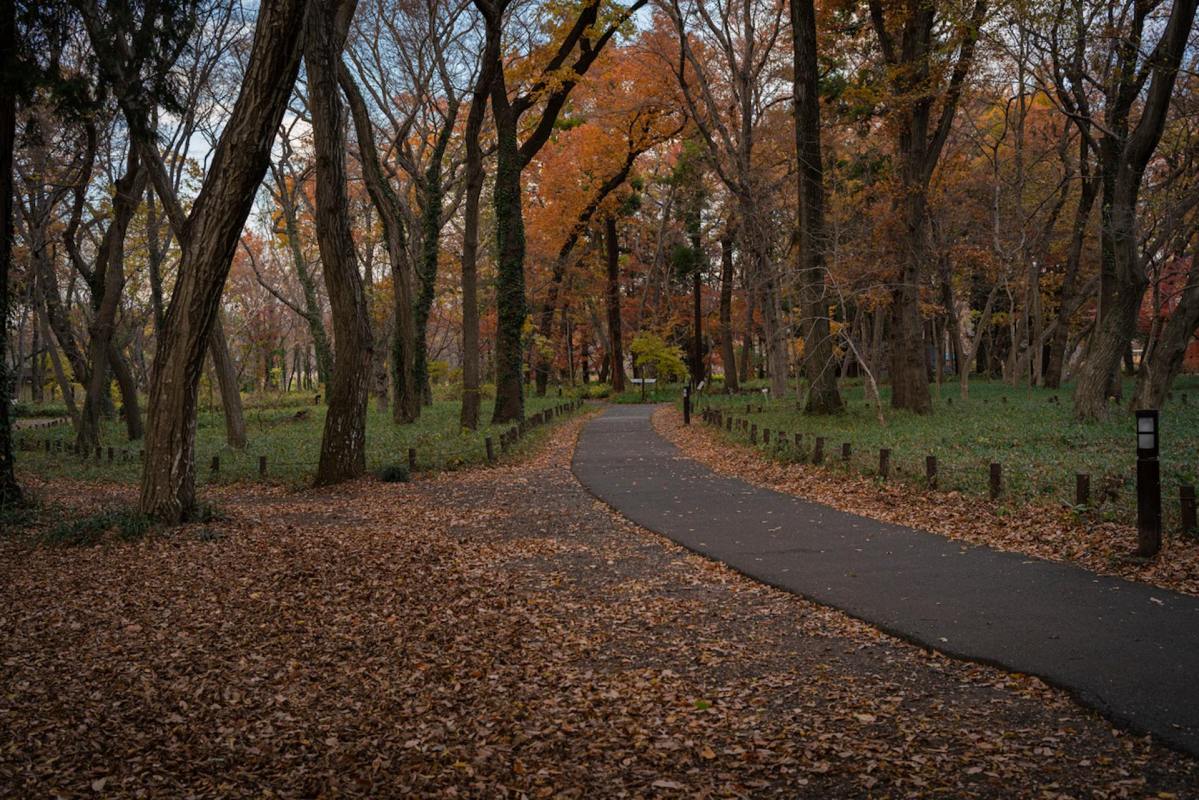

{"left": 78, "top": 150, "right": 146, "bottom": 452}
{"left": 718, "top": 234, "right": 739, "bottom": 392}
{"left": 139, "top": 0, "right": 308, "bottom": 522}
{"left": 791, "top": 0, "right": 842, "bottom": 414}
{"left": 307, "top": 0, "right": 372, "bottom": 486}
{"left": 208, "top": 314, "right": 246, "bottom": 449}
{"left": 1045, "top": 159, "right": 1097, "bottom": 388}
{"left": 338, "top": 65, "right": 418, "bottom": 424}
{"left": 107, "top": 342, "right": 142, "bottom": 440}
{"left": 605, "top": 216, "right": 627, "bottom": 393}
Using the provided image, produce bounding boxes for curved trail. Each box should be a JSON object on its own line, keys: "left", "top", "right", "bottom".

{"left": 572, "top": 404, "right": 1199, "bottom": 756}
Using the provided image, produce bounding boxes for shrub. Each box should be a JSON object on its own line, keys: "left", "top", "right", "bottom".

{"left": 377, "top": 464, "right": 410, "bottom": 483}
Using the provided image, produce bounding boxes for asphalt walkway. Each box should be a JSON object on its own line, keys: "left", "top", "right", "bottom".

{"left": 572, "top": 404, "right": 1199, "bottom": 756}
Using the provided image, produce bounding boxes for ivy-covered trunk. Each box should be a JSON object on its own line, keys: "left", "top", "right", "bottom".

{"left": 489, "top": 101, "right": 527, "bottom": 423}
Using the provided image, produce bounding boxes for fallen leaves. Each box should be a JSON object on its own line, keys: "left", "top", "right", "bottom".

{"left": 0, "top": 413, "right": 1195, "bottom": 797}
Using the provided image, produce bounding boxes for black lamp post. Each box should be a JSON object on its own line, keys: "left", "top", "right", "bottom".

{"left": 1135, "top": 409, "right": 1161, "bottom": 558}
{"left": 683, "top": 385, "right": 691, "bottom": 425}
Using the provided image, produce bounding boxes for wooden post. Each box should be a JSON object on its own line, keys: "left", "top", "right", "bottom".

{"left": 878, "top": 448, "right": 890, "bottom": 480}
{"left": 107, "top": 447, "right": 114, "bottom": 462}
{"left": 725, "top": 416, "right": 732, "bottom": 432}
{"left": 794, "top": 432, "right": 802, "bottom": 450}
{"left": 989, "top": 463, "right": 1002, "bottom": 500}
{"left": 408, "top": 447, "right": 417, "bottom": 471}
{"left": 486, "top": 437, "right": 495, "bottom": 464}
{"left": 1075, "top": 474, "right": 1090, "bottom": 507}
{"left": 1180, "top": 485, "right": 1197, "bottom": 535}
{"left": 926, "top": 455, "right": 937, "bottom": 489}
{"left": 842, "top": 442, "right": 851, "bottom": 461}
{"left": 750, "top": 424, "right": 758, "bottom": 444}
{"left": 95, "top": 446, "right": 102, "bottom": 461}
{"left": 211, "top": 455, "right": 220, "bottom": 473}
{"left": 813, "top": 437, "right": 824, "bottom": 464}
{"left": 258, "top": 455, "right": 267, "bottom": 477}
{"left": 763, "top": 429, "right": 771, "bottom": 444}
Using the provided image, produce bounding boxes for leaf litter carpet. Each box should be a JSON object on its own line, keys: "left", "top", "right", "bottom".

{"left": 1, "top": 416, "right": 1196, "bottom": 798}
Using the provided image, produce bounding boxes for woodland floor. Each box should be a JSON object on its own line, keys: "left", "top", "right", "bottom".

{"left": 2, "top": 414, "right": 1198, "bottom": 798}
{"left": 656, "top": 407, "right": 1199, "bottom": 596}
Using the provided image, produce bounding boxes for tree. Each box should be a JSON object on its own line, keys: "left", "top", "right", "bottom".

{"left": 790, "top": 0, "right": 842, "bottom": 414}
{"left": 473, "top": 0, "right": 647, "bottom": 422}
{"left": 0, "top": 0, "right": 19, "bottom": 505}
{"left": 661, "top": 0, "right": 793, "bottom": 397}
{"left": 308, "top": 0, "right": 373, "bottom": 485}
{"left": 867, "top": 0, "right": 987, "bottom": 413}
{"left": 103, "top": 0, "right": 312, "bottom": 521}
{"left": 1066, "top": 0, "right": 1198, "bottom": 420}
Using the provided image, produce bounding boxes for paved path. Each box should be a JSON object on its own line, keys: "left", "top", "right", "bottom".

{"left": 572, "top": 404, "right": 1199, "bottom": 756}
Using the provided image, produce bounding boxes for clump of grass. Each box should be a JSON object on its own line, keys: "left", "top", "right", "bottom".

{"left": 377, "top": 464, "right": 410, "bottom": 483}
{"left": 43, "top": 508, "right": 155, "bottom": 547}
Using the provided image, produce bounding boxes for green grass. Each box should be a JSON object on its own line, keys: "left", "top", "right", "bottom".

{"left": 694, "top": 376, "right": 1199, "bottom": 530}
{"left": 13, "top": 393, "right": 583, "bottom": 487}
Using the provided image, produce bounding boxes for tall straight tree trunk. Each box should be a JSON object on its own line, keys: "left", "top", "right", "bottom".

{"left": 791, "top": 0, "right": 842, "bottom": 414}
{"left": 0, "top": 0, "right": 18, "bottom": 504}
{"left": 489, "top": 92, "right": 527, "bottom": 422}
{"left": 719, "top": 234, "right": 739, "bottom": 392}
{"left": 605, "top": 216, "right": 626, "bottom": 393}
{"left": 692, "top": 265, "right": 703, "bottom": 385}
{"left": 308, "top": 0, "right": 372, "bottom": 486}
{"left": 137, "top": 0, "right": 308, "bottom": 521}
{"left": 413, "top": 107, "right": 459, "bottom": 406}
{"left": 208, "top": 315, "right": 245, "bottom": 448}
{"left": 457, "top": 20, "right": 497, "bottom": 430}
{"left": 739, "top": 291, "right": 755, "bottom": 385}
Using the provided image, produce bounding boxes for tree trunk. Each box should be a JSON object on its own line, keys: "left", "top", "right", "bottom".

{"left": 308, "top": 0, "right": 371, "bottom": 486}
{"left": 1045, "top": 151, "right": 1097, "bottom": 388}
{"left": 339, "top": 65, "right": 418, "bottom": 424}
{"left": 139, "top": 0, "right": 308, "bottom": 521}
{"left": 108, "top": 342, "right": 142, "bottom": 440}
{"left": 0, "top": 0, "right": 19, "bottom": 504}
{"left": 1071, "top": 0, "right": 1197, "bottom": 419}
{"left": 457, "top": 21, "right": 496, "bottom": 430}
{"left": 605, "top": 217, "right": 627, "bottom": 393}
{"left": 489, "top": 87, "right": 527, "bottom": 423}
{"left": 888, "top": 188, "right": 932, "bottom": 413}
{"left": 719, "top": 234, "right": 739, "bottom": 392}
{"left": 738, "top": 291, "right": 754, "bottom": 385}
{"left": 277, "top": 168, "right": 333, "bottom": 388}
{"left": 691, "top": 260, "right": 703, "bottom": 385}
{"left": 1133, "top": 249, "right": 1199, "bottom": 410}
{"left": 791, "top": 0, "right": 842, "bottom": 414}
{"left": 208, "top": 315, "right": 245, "bottom": 449}
{"left": 78, "top": 149, "right": 146, "bottom": 451}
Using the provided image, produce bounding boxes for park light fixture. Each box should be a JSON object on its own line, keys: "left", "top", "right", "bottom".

{"left": 1135, "top": 409, "right": 1161, "bottom": 558}
{"left": 1136, "top": 409, "right": 1158, "bottom": 457}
